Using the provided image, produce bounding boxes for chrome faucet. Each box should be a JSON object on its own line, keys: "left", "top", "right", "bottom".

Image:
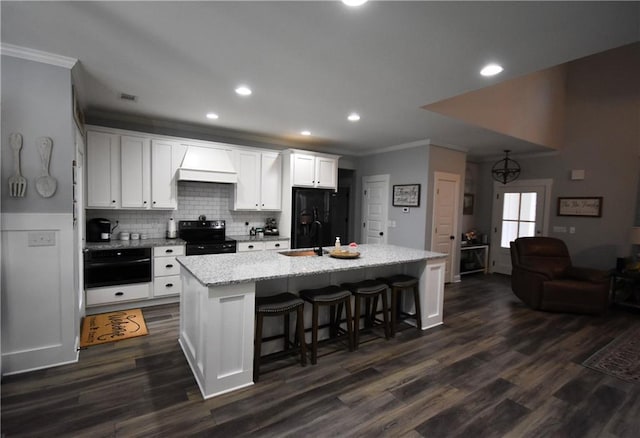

{"left": 312, "top": 219, "right": 323, "bottom": 256}
{"left": 311, "top": 207, "right": 323, "bottom": 256}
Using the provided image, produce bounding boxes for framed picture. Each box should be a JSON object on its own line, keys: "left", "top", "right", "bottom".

{"left": 463, "top": 193, "right": 474, "bottom": 215}
{"left": 557, "top": 197, "right": 603, "bottom": 217}
{"left": 393, "top": 184, "right": 420, "bottom": 207}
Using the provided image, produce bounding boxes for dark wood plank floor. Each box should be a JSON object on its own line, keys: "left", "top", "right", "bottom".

{"left": 2, "top": 274, "right": 639, "bottom": 437}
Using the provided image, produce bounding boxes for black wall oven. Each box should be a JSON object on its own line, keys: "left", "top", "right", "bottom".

{"left": 84, "top": 248, "right": 152, "bottom": 289}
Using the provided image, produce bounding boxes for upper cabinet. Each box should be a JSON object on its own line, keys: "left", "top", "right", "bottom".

{"left": 86, "top": 128, "right": 186, "bottom": 210}
{"left": 234, "top": 150, "right": 282, "bottom": 211}
{"left": 87, "top": 131, "right": 120, "bottom": 208}
{"left": 290, "top": 151, "right": 339, "bottom": 190}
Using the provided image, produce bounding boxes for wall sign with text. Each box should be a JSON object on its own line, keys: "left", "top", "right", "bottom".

{"left": 557, "top": 197, "right": 603, "bottom": 217}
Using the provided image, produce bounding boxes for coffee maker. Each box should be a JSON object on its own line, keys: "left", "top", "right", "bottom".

{"left": 87, "top": 218, "right": 112, "bottom": 242}
{"left": 264, "top": 217, "right": 279, "bottom": 236}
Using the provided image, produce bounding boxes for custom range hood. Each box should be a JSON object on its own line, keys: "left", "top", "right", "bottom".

{"left": 177, "top": 145, "right": 238, "bottom": 183}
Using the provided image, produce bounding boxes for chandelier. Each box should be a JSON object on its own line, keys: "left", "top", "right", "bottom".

{"left": 491, "top": 150, "right": 521, "bottom": 184}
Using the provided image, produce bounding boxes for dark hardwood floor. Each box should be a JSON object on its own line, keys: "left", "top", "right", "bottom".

{"left": 2, "top": 274, "right": 639, "bottom": 437}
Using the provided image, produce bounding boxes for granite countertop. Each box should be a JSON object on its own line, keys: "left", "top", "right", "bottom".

{"left": 177, "top": 244, "right": 447, "bottom": 287}
{"left": 85, "top": 237, "right": 186, "bottom": 251}
{"left": 229, "top": 234, "right": 289, "bottom": 243}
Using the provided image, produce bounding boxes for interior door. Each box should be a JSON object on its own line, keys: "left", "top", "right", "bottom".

{"left": 362, "top": 175, "right": 389, "bottom": 244}
{"left": 431, "top": 172, "right": 460, "bottom": 283}
{"left": 490, "top": 180, "right": 552, "bottom": 274}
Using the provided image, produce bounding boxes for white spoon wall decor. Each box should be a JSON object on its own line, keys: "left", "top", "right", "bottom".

{"left": 35, "top": 136, "right": 57, "bottom": 198}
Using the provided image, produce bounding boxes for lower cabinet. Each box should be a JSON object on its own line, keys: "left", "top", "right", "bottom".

{"left": 153, "top": 245, "right": 184, "bottom": 297}
{"left": 86, "top": 283, "right": 151, "bottom": 306}
{"left": 237, "top": 239, "right": 289, "bottom": 252}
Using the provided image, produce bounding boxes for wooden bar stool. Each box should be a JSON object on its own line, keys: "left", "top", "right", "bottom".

{"left": 254, "top": 292, "right": 307, "bottom": 382}
{"left": 341, "top": 279, "right": 390, "bottom": 349}
{"left": 378, "top": 275, "right": 421, "bottom": 336}
{"left": 299, "top": 285, "right": 354, "bottom": 364}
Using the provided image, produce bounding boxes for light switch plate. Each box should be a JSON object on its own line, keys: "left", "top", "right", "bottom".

{"left": 28, "top": 231, "right": 56, "bottom": 247}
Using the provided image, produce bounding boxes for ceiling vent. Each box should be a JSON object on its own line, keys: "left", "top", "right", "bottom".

{"left": 119, "top": 93, "right": 138, "bottom": 102}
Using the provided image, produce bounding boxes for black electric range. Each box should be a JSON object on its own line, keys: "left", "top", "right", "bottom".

{"left": 179, "top": 220, "right": 237, "bottom": 255}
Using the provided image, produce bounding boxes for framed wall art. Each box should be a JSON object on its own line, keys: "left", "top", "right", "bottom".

{"left": 557, "top": 197, "right": 603, "bottom": 217}
{"left": 463, "top": 193, "right": 474, "bottom": 215}
{"left": 392, "top": 184, "right": 420, "bottom": 207}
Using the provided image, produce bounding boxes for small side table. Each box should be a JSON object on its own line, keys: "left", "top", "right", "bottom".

{"left": 460, "top": 244, "right": 489, "bottom": 275}
{"left": 610, "top": 270, "right": 640, "bottom": 311}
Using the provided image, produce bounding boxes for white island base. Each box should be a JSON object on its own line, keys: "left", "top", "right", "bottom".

{"left": 178, "top": 245, "right": 446, "bottom": 399}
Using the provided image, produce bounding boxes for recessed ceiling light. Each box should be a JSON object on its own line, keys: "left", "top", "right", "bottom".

{"left": 301, "top": 130, "right": 311, "bottom": 136}
{"left": 235, "top": 85, "right": 252, "bottom": 96}
{"left": 480, "top": 63, "right": 504, "bottom": 77}
{"left": 348, "top": 112, "right": 361, "bottom": 122}
{"left": 206, "top": 112, "right": 219, "bottom": 120}
{"left": 342, "top": 0, "right": 368, "bottom": 6}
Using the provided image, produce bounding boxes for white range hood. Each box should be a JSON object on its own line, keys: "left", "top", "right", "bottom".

{"left": 177, "top": 145, "right": 238, "bottom": 184}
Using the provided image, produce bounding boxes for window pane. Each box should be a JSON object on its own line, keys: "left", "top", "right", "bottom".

{"left": 520, "top": 192, "right": 537, "bottom": 221}
{"left": 519, "top": 221, "right": 535, "bottom": 237}
{"left": 501, "top": 220, "right": 518, "bottom": 248}
{"left": 503, "top": 193, "right": 520, "bottom": 220}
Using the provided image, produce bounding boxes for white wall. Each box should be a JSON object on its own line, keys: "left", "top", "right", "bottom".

{"left": 1, "top": 55, "right": 79, "bottom": 374}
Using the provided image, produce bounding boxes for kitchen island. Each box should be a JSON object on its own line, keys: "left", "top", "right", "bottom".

{"left": 176, "top": 244, "right": 447, "bottom": 399}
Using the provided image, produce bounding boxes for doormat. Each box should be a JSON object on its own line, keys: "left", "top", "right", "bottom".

{"left": 80, "top": 308, "right": 148, "bottom": 348}
{"left": 582, "top": 326, "right": 640, "bottom": 383}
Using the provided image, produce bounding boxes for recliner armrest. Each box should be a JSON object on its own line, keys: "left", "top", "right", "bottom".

{"left": 565, "top": 266, "right": 610, "bottom": 283}
{"left": 513, "top": 264, "right": 555, "bottom": 281}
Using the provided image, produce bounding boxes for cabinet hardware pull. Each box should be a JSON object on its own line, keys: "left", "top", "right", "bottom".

{"left": 112, "top": 200, "right": 116, "bottom": 203}
{"left": 275, "top": 243, "right": 280, "bottom": 247}
{"left": 166, "top": 264, "right": 173, "bottom": 268}
{"left": 166, "top": 283, "right": 173, "bottom": 288}
{"left": 248, "top": 245, "right": 254, "bottom": 249}
{"left": 115, "top": 292, "right": 124, "bottom": 296}
{"left": 166, "top": 249, "right": 173, "bottom": 253}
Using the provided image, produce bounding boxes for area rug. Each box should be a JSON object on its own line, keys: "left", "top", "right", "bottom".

{"left": 582, "top": 326, "right": 640, "bottom": 383}
{"left": 80, "top": 308, "right": 148, "bottom": 348}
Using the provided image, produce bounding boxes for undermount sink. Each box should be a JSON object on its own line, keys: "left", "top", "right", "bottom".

{"left": 279, "top": 249, "right": 328, "bottom": 257}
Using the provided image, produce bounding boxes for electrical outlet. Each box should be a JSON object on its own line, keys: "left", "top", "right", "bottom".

{"left": 28, "top": 231, "right": 56, "bottom": 247}
{"left": 569, "top": 227, "right": 576, "bottom": 234}
{"left": 388, "top": 220, "right": 397, "bottom": 228}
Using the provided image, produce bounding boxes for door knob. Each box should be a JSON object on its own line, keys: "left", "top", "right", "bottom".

{"left": 450, "top": 235, "right": 455, "bottom": 240}
{"left": 379, "top": 232, "right": 384, "bottom": 236}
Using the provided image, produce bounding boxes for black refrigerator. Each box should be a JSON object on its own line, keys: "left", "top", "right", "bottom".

{"left": 291, "top": 187, "right": 350, "bottom": 249}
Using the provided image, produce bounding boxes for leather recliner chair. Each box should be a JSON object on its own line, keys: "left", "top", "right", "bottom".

{"left": 509, "top": 237, "right": 610, "bottom": 315}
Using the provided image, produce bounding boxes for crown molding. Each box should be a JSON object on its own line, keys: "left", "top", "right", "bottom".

{"left": 0, "top": 43, "right": 77, "bottom": 69}
{"left": 357, "top": 138, "right": 432, "bottom": 157}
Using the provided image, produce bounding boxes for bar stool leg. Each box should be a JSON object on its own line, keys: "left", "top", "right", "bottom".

{"left": 254, "top": 313, "right": 264, "bottom": 382}
{"left": 284, "top": 313, "right": 290, "bottom": 351}
{"left": 381, "top": 289, "right": 390, "bottom": 340}
{"left": 391, "top": 287, "right": 399, "bottom": 337}
{"left": 297, "top": 305, "right": 307, "bottom": 366}
{"left": 345, "top": 297, "right": 354, "bottom": 351}
{"left": 354, "top": 295, "right": 362, "bottom": 350}
{"left": 413, "top": 284, "right": 422, "bottom": 329}
{"left": 311, "top": 303, "right": 319, "bottom": 365}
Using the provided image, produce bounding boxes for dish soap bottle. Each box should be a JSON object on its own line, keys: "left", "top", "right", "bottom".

{"left": 334, "top": 237, "right": 341, "bottom": 251}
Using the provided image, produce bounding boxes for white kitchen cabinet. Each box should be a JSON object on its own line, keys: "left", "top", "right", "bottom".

{"left": 151, "top": 140, "right": 176, "bottom": 209}
{"left": 86, "top": 131, "right": 120, "bottom": 208}
{"left": 237, "top": 239, "right": 289, "bottom": 252}
{"left": 86, "top": 282, "right": 151, "bottom": 306}
{"left": 234, "top": 150, "right": 281, "bottom": 210}
{"left": 86, "top": 128, "right": 185, "bottom": 210}
{"left": 291, "top": 152, "right": 338, "bottom": 190}
{"left": 153, "top": 245, "right": 184, "bottom": 297}
{"left": 120, "top": 135, "right": 151, "bottom": 208}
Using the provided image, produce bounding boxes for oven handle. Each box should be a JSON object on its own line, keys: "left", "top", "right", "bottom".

{"left": 86, "top": 257, "right": 151, "bottom": 268}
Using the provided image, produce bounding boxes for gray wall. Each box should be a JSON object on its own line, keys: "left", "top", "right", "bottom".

{"left": 355, "top": 146, "right": 429, "bottom": 249}
{"left": 1, "top": 56, "right": 74, "bottom": 213}
{"left": 475, "top": 43, "right": 640, "bottom": 269}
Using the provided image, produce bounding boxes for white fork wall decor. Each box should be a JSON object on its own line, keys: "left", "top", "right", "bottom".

{"left": 8, "top": 132, "right": 27, "bottom": 197}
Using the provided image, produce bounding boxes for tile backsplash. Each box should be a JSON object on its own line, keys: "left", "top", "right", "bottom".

{"left": 86, "top": 181, "right": 279, "bottom": 238}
